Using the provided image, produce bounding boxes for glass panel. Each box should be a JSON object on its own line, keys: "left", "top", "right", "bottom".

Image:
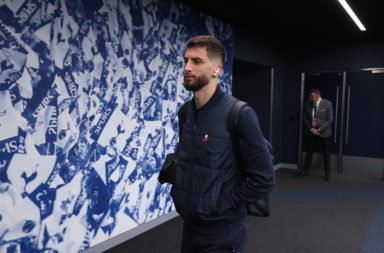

{"left": 343, "top": 71, "right": 384, "bottom": 158}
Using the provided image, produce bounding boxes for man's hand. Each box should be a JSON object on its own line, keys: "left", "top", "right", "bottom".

{"left": 311, "top": 128, "right": 320, "bottom": 136}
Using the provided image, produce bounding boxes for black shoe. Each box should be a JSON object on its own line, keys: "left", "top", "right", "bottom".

{"left": 295, "top": 171, "right": 308, "bottom": 178}
{"left": 324, "top": 175, "right": 331, "bottom": 181}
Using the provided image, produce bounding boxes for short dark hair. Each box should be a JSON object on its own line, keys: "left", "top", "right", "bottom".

{"left": 309, "top": 88, "right": 321, "bottom": 95}
{"left": 186, "top": 35, "right": 226, "bottom": 65}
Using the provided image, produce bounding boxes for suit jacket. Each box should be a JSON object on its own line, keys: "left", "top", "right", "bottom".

{"left": 303, "top": 98, "right": 334, "bottom": 138}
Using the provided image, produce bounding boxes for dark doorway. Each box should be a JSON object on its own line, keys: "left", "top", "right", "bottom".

{"left": 232, "top": 59, "right": 272, "bottom": 140}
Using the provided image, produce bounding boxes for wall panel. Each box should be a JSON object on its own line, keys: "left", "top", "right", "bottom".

{"left": 0, "top": 0, "right": 233, "bottom": 252}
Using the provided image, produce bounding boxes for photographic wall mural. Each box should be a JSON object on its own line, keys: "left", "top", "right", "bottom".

{"left": 0, "top": 0, "right": 233, "bottom": 252}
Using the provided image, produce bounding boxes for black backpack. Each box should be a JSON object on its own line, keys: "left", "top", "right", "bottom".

{"left": 159, "top": 100, "right": 273, "bottom": 217}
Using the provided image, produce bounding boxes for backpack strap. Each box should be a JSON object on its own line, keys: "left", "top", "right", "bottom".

{"left": 227, "top": 100, "right": 274, "bottom": 167}
{"left": 227, "top": 100, "right": 249, "bottom": 167}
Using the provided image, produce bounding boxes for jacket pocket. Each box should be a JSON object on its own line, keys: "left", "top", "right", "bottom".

{"left": 190, "top": 164, "right": 215, "bottom": 197}
{"left": 170, "top": 186, "right": 216, "bottom": 221}
{"left": 190, "top": 194, "right": 216, "bottom": 220}
{"left": 171, "top": 174, "right": 227, "bottom": 221}
{"left": 215, "top": 193, "right": 234, "bottom": 216}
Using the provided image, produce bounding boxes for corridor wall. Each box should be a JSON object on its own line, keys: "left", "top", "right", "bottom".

{"left": 0, "top": 0, "right": 233, "bottom": 252}
{"left": 233, "top": 25, "right": 286, "bottom": 164}
{"left": 282, "top": 42, "right": 384, "bottom": 164}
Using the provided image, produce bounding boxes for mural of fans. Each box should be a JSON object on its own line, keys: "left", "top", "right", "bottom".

{"left": 0, "top": 0, "right": 232, "bottom": 252}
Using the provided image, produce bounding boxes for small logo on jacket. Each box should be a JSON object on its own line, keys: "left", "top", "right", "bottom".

{"left": 203, "top": 134, "right": 208, "bottom": 142}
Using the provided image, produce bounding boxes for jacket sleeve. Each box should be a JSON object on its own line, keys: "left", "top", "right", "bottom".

{"left": 226, "top": 106, "right": 275, "bottom": 209}
{"left": 303, "top": 101, "right": 313, "bottom": 132}
{"left": 318, "top": 100, "right": 334, "bottom": 132}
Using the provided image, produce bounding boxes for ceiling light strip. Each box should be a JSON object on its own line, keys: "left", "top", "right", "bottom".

{"left": 337, "top": 0, "right": 366, "bottom": 31}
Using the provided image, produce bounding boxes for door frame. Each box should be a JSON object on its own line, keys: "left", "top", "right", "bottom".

{"left": 298, "top": 68, "right": 384, "bottom": 177}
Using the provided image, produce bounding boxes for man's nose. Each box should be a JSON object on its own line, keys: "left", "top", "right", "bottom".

{"left": 184, "top": 61, "right": 192, "bottom": 72}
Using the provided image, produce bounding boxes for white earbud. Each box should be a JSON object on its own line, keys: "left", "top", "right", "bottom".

{"left": 214, "top": 69, "right": 219, "bottom": 75}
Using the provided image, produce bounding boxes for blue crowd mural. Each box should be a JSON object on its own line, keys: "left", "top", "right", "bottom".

{"left": 0, "top": 0, "right": 233, "bottom": 252}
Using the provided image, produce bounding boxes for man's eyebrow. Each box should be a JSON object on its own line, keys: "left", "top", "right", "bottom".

{"left": 184, "top": 56, "right": 203, "bottom": 61}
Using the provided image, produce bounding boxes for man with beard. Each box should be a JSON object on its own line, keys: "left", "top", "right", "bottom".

{"left": 170, "top": 36, "right": 275, "bottom": 253}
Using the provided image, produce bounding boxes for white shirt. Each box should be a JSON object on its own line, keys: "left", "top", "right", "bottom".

{"left": 312, "top": 97, "right": 321, "bottom": 117}
{"left": 312, "top": 97, "right": 321, "bottom": 128}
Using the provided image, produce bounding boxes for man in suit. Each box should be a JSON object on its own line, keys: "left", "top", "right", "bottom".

{"left": 297, "top": 88, "right": 334, "bottom": 181}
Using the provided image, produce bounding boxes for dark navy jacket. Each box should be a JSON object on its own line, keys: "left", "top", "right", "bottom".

{"left": 171, "top": 87, "right": 275, "bottom": 231}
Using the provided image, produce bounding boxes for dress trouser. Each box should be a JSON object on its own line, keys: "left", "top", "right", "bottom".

{"left": 303, "top": 134, "right": 331, "bottom": 176}
{"left": 181, "top": 216, "right": 249, "bottom": 253}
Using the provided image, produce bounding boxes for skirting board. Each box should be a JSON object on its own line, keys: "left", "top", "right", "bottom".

{"left": 83, "top": 211, "right": 179, "bottom": 253}
{"left": 274, "top": 163, "right": 298, "bottom": 170}
{"left": 83, "top": 163, "right": 292, "bottom": 252}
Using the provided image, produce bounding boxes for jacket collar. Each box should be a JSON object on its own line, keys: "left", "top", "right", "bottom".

{"left": 192, "top": 86, "right": 224, "bottom": 111}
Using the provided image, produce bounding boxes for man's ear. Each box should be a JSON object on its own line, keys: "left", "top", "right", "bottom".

{"left": 212, "top": 65, "right": 223, "bottom": 78}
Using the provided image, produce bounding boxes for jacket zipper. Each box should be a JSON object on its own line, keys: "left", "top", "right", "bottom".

{"left": 194, "top": 109, "right": 198, "bottom": 132}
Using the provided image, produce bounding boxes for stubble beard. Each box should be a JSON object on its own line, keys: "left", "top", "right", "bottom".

{"left": 184, "top": 74, "right": 210, "bottom": 92}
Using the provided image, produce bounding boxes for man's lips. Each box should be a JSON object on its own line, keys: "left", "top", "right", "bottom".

{"left": 184, "top": 76, "right": 195, "bottom": 81}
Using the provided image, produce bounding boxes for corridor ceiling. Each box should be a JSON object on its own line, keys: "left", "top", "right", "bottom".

{"left": 176, "top": 0, "right": 384, "bottom": 47}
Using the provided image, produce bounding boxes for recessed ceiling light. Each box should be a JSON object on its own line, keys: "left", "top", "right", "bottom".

{"left": 337, "top": 0, "right": 366, "bottom": 31}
